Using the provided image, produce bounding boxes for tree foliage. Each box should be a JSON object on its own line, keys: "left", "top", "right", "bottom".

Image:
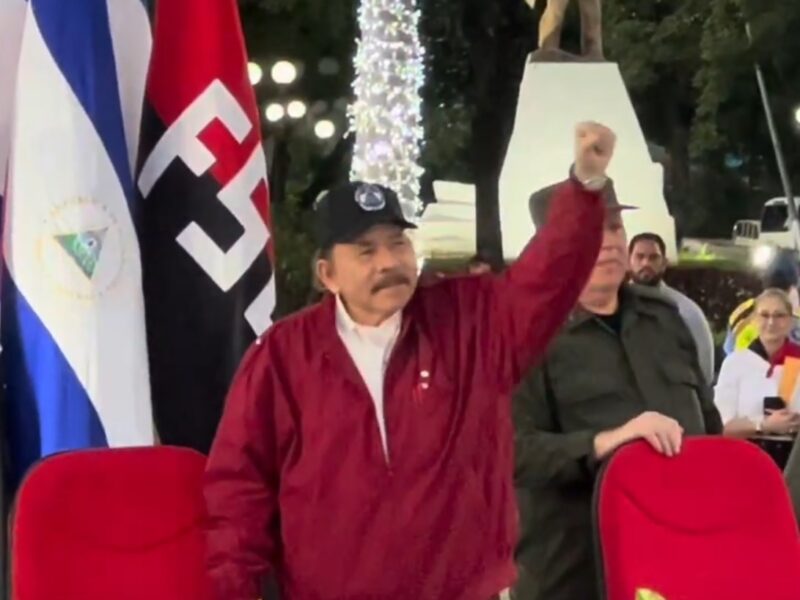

{"left": 604, "top": 0, "right": 800, "bottom": 236}
{"left": 238, "top": 0, "right": 800, "bottom": 310}
{"left": 694, "top": 0, "right": 800, "bottom": 164}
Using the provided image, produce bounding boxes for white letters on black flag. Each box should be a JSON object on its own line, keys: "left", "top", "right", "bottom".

{"left": 138, "top": 81, "right": 273, "bottom": 335}
{"left": 135, "top": 0, "right": 275, "bottom": 453}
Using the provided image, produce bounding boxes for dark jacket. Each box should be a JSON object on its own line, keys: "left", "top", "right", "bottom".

{"left": 204, "top": 181, "right": 605, "bottom": 600}
{"left": 513, "top": 285, "right": 723, "bottom": 600}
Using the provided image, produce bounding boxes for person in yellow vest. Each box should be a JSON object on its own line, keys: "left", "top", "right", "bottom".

{"left": 725, "top": 249, "right": 800, "bottom": 355}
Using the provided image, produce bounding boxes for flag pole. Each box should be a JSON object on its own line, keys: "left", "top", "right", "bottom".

{"left": 745, "top": 21, "right": 798, "bottom": 244}
{"left": 1, "top": 358, "right": 8, "bottom": 600}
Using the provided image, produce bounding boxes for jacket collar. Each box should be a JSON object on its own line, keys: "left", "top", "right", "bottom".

{"left": 748, "top": 338, "right": 800, "bottom": 376}
{"left": 314, "top": 291, "right": 435, "bottom": 374}
{"left": 566, "top": 286, "right": 647, "bottom": 332}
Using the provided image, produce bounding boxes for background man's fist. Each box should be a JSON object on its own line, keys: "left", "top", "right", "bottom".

{"left": 574, "top": 121, "right": 616, "bottom": 183}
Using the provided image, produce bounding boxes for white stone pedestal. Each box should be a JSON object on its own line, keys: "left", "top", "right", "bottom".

{"left": 499, "top": 61, "right": 676, "bottom": 260}
{"left": 417, "top": 61, "right": 677, "bottom": 261}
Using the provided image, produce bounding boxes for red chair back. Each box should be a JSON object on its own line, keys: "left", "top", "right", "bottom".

{"left": 594, "top": 437, "right": 800, "bottom": 600}
{"left": 12, "top": 446, "right": 212, "bottom": 600}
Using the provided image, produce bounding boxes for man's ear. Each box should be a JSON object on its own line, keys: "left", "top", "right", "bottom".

{"left": 316, "top": 256, "right": 338, "bottom": 295}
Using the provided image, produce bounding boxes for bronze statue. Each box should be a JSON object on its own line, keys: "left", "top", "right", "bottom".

{"left": 526, "top": 0, "right": 604, "bottom": 61}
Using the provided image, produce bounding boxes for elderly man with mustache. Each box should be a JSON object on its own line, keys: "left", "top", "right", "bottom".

{"left": 204, "top": 122, "right": 615, "bottom": 600}
{"left": 513, "top": 182, "right": 723, "bottom": 600}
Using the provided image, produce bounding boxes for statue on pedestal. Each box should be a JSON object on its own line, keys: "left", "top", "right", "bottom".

{"left": 525, "top": 0, "right": 604, "bottom": 61}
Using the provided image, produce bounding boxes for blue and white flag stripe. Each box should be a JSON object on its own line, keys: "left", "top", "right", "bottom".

{"left": 33, "top": 0, "right": 134, "bottom": 196}
{"left": 2, "top": 0, "right": 152, "bottom": 480}
{"left": 107, "top": 0, "right": 152, "bottom": 175}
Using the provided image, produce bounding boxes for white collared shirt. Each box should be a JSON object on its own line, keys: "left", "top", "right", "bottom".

{"left": 335, "top": 296, "right": 401, "bottom": 457}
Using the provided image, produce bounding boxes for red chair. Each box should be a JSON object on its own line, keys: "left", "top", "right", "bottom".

{"left": 594, "top": 437, "right": 800, "bottom": 600}
{"left": 11, "top": 446, "right": 213, "bottom": 600}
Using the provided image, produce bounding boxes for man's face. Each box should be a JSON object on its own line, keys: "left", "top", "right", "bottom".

{"left": 317, "top": 224, "right": 418, "bottom": 323}
{"left": 629, "top": 239, "right": 667, "bottom": 286}
{"left": 584, "top": 211, "right": 628, "bottom": 294}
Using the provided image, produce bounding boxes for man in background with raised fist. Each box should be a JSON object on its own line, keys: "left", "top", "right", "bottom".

{"left": 514, "top": 171, "right": 722, "bottom": 600}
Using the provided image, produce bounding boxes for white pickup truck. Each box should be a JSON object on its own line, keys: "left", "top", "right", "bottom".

{"left": 733, "top": 197, "right": 799, "bottom": 267}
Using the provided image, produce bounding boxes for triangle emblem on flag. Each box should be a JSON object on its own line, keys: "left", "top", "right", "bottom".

{"left": 54, "top": 228, "right": 108, "bottom": 279}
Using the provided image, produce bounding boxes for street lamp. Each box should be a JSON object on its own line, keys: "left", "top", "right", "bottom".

{"left": 314, "top": 119, "right": 336, "bottom": 140}
{"left": 271, "top": 61, "right": 297, "bottom": 85}
{"left": 247, "top": 62, "right": 263, "bottom": 85}
{"left": 265, "top": 103, "right": 285, "bottom": 123}
{"left": 794, "top": 105, "right": 800, "bottom": 126}
{"left": 286, "top": 100, "right": 307, "bottom": 119}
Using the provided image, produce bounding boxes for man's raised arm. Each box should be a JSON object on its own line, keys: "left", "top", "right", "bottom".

{"left": 487, "top": 122, "right": 616, "bottom": 386}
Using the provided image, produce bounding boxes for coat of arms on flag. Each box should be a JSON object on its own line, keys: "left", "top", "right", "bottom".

{"left": 2, "top": 0, "right": 153, "bottom": 483}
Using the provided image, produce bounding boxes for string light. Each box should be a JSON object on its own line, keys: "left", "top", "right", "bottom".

{"left": 271, "top": 60, "right": 298, "bottom": 85}
{"left": 287, "top": 100, "right": 307, "bottom": 119}
{"left": 265, "top": 103, "right": 285, "bottom": 122}
{"left": 349, "top": 0, "right": 425, "bottom": 221}
{"left": 315, "top": 120, "right": 336, "bottom": 139}
{"left": 247, "top": 62, "right": 263, "bottom": 85}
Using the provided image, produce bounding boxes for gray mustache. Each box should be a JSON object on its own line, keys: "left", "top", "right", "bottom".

{"left": 372, "top": 273, "right": 411, "bottom": 293}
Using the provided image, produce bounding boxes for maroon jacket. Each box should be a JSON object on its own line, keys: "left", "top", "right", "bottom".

{"left": 204, "top": 180, "right": 605, "bottom": 600}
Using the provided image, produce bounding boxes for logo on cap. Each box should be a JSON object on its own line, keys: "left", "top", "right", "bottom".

{"left": 354, "top": 184, "right": 386, "bottom": 212}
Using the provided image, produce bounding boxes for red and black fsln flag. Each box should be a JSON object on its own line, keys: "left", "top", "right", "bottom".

{"left": 135, "top": 0, "right": 274, "bottom": 453}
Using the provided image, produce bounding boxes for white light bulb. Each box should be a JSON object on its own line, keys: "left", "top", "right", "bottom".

{"left": 286, "top": 100, "right": 307, "bottom": 119}
{"left": 794, "top": 106, "right": 800, "bottom": 126}
{"left": 271, "top": 60, "right": 297, "bottom": 85}
{"left": 265, "top": 103, "right": 285, "bottom": 123}
{"left": 247, "top": 62, "right": 263, "bottom": 85}
{"left": 314, "top": 119, "right": 336, "bottom": 139}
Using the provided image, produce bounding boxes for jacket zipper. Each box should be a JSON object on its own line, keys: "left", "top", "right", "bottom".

{"left": 382, "top": 323, "right": 414, "bottom": 473}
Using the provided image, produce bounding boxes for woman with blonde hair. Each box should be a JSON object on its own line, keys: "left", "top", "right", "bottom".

{"left": 715, "top": 288, "right": 800, "bottom": 437}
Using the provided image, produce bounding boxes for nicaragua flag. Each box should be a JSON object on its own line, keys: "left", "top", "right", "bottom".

{"left": 2, "top": 0, "right": 153, "bottom": 484}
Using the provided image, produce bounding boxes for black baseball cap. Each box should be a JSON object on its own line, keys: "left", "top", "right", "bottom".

{"left": 314, "top": 181, "right": 417, "bottom": 249}
{"left": 528, "top": 176, "right": 636, "bottom": 228}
